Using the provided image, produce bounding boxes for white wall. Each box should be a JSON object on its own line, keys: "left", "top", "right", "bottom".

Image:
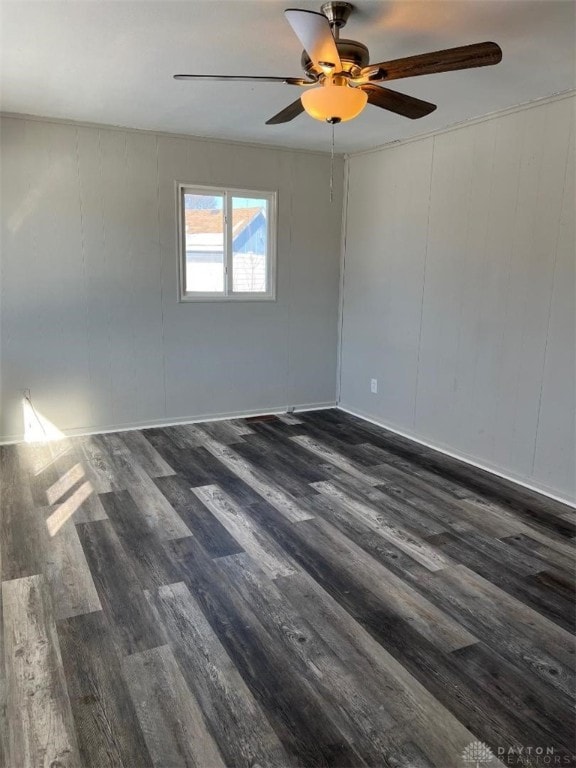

{"left": 0, "top": 116, "right": 343, "bottom": 441}
{"left": 339, "top": 95, "right": 575, "bottom": 503}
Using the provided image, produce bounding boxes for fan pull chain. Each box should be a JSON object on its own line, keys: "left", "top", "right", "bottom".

{"left": 330, "top": 122, "right": 335, "bottom": 203}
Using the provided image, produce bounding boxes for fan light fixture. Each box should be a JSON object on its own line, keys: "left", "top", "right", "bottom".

{"left": 301, "top": 77, "right": 368, "bottom": 123}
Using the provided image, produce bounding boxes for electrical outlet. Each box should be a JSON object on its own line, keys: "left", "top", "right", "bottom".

{"left": 370, "top": 378, "right": 378, "bottom": 394}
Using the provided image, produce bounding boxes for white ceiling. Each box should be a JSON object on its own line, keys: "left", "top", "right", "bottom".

{"left": 1, "top": 0, "right": 574, "bottom": 153}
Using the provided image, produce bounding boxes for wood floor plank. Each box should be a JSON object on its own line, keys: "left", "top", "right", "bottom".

{"left": 296, "top": 516, "right": 476, "bottom": 652}
{"left": 1, "top": 495, "right": 44, "bottom": 582}
{"left": 292, "top": 411, "right": 373, "bottom": 445}
{"left": 180, "top": 445, "right": 267, "bottom": 506}
{"left": 531, "top": 569, "right": 575, "bottom": 602}
{"left": 186, "top": 427, "right": 314, "bottom": 523}
{"left": 312, "top": 482, "right": 453, "bottom": 571}
{"left": 196, "top": 419, "right": 249, "bottom": 445}
{"left": 57, "top": 611, "right": 153, "bottom": 768}
{"left": 99, "top": 491, "right": 181, "bottom": 590}
{"left": 217, "top": 552, "right": 402, "bottom": 765}
{"left": 91, "top": 435, "right": 193, "bottom": 540}
{"left": 153, "top": 474, "right": 244, "bottom": 558}
{"left": 452, "top": 641, "right": 576, "bottom": 754}
{"left": 24, "top": 445, "right": 104, "bottom": 530}
{"left": 277, "top": 564, "right": 564, "bottom": 761}
{"left": 0, "top": 588, "right": 7, "bottom": 768}
{"left": 369, "top": 456, "right": 576, "bottom": 550}
{"left": 3, "top": 574, "right": 81, "bottom": 768}
{"left": 192, "top": 485, "right": 297, "bottom": 578}
{"left": 500, "top": 532, "right": 575, "bottom": 574}
{"left": 417, "top": 565, "right": 576, "bottom": 699}
{"left": 167, "top": 425, "right": 208, "bottom": 449}
{"left": 75, "top": 520, "right": 165, "bottom": 655}
{"left": 335, "top": 411, "right": 575, "bottom": 536}
{"left": 24, "top": 443, "right": 65, "bottom": 507}
{"left": 142, "top": 431, "right": 214, "bottom": 485}
{"left": 67, "top": 486, "right": 109, "bottom": 524}
{"left": 315, "top": 464, "right": 456, "bottom": 538}
{"left": 39, "top": 453, "right": 86, "bottom": 507}
{"left": 233, "top": 439, "right": 321, "bottom": 497}
{"left": 167, "top": 535, "right": 369, "bottom": 767}
{"left": 123, "top": 644, "right": 226, "bottom": 768}
{"left": 221, "top": 418, "right": 256, "bottom": 436}
{"left": 300, "top": 492, "right": 431, "bottom": 582}
{"left": 1, "top": 445, "right": 44, "bottom": 581}
{"left": 75, "top": 436, "right": 120, "bottom": 493}
{"left": 36, "top": 441, "right": 109, "bottom": 524}
{"left": 427, "top": 526, "right": 548, "bottom": 578}
{"left": 40, "top": 504, "right": 102, "bottom": 620}
{"left": 14, "top": 440, "right": 60, "bottom": 477}
{"left": 116, "top": 429, "right": 177, "bottom": 478}
{"left": 385, "top": 740, "right": 435, "bottom": 768}
{"left": 239, "top": 427, "right": 329, "bottom": 485}
{"left": 276, "top": 413, "right": 304, "bottom": 425}
{"left": 427, "top": 531, "right": 576, "bottom": 632}
{"left": 43, "top": 482, "right": 103, "bottom": 534}
{"left": 443, "top": 564, "right": 575, "bottom": 668}
{"left": 145, "top": 581, "right": 290, "bottom": 768}
{"left": 455, "top": 565, "right": 575, "bottom": 670}
{"left": 274, "top": 570, "right": 486, "bottom": 768}
{"left": 290, "top": 434, "right": 383, "bottom": 486}
{"left": 247, "top": 501, "right": 476, "bottom": 652}
{"left": 488, "top": 510, "right": 576, "bottom": 562}
{"left": 126, "top": 479, "right": 193, "bottom": 540}
{"left": 96, "top": 433, "right": 152, "bottom": 488}
{"left": 371, "top": 466, "right": 523, "bottom": 538}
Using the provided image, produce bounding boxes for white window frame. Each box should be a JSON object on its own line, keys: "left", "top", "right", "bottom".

{"left": 177, "top": 183, "right": 277, "bottom": 302}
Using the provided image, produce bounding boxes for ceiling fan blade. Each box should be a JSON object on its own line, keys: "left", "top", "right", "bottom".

{"left": 284, "top": 9, "right": 342, "bottom": 72}
{"left": 266, "top": 98, "right": 305, "bottom": 125}
{"left": 174, "top": 74, "right": 313, "bottom": 85}
{"left": 367, "top": 42, "right": 502, "bottom": 81}
{"left": 362, "top": 84, "right": 437, "bottom": 119}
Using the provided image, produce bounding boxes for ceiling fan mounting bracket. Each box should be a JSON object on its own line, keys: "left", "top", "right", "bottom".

{"left": 320, "top": 2, "right": 354, "bottom": 32}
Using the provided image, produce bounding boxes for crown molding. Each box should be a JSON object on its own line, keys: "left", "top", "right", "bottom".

{"left": 346, "top": 89, "right": 576, "bottom": 158}
{"left": 0, "top": 110, "right": 341, "bottom": 158}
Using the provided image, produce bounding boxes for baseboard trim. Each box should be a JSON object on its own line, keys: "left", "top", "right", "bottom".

{"left": 337, "top": 405, "right": 576, "bottom": 509}
{"left": 0, "top": 401, "right": 337, "bottom": 445}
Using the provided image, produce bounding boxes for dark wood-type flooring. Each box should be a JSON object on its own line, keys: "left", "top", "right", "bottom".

{"left": 1, "top": 409, "right": 575, "bottom": 767}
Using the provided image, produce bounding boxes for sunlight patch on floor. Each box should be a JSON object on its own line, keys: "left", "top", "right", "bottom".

{"left": 46, "top": 480, "right": 93, "bottom": 536}
{"left": 46, "top": 462, "right": 86, "bottom": 505}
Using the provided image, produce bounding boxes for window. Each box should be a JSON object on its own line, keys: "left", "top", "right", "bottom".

{"left": 178, "top": 184, "right": 277, "bottom": 301}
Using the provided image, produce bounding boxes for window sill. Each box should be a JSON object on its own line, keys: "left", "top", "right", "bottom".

{"left": 179, "top": 293, "right": 277, "bottom": 303}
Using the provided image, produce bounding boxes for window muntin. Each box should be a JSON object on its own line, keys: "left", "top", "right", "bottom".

{"left": 179, "top": 185, "right": 276, "bottom": 301}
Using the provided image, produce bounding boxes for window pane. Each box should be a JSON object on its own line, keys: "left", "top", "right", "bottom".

{"left": 184, "top": 193, "right": 224, "bottom": 293}
{"left": 231, "top": 197, "right": 268, "bottom": 293}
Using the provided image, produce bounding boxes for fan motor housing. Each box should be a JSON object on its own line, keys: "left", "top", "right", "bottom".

{"left": 301, "top": 38, "right": 370, "bottom": 78}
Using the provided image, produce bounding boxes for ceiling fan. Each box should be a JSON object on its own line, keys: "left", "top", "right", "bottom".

{"left": 174, "top": 1, "right": 502, "bottom": 126}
